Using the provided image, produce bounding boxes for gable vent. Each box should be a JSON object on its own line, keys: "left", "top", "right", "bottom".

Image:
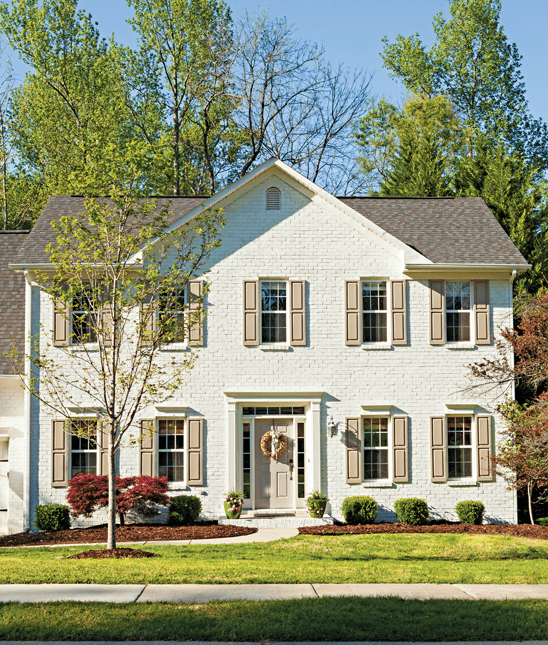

{"left": 266, "top": 187, "right": 281, "bottom": 211}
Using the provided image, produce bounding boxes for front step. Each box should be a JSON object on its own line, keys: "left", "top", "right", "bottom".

{"left": 218, "top": 511, "right": 334, "bottom": 528}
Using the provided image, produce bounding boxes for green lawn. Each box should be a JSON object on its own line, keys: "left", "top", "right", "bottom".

{"left": 2, "top": 533, "right": 548, "bottom": 584}
{"left": 2, "top": 597, "right": 548, "bottom": 641}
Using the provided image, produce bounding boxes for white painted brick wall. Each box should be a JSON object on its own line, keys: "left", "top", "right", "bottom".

{"left": 17, "top": 171, "right": 517, "bottom": 530}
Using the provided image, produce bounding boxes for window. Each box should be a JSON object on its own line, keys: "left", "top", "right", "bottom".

{"left": 158, "top": 419, "right": 185, "bottom": 482}
{"left": 362, "top": 281, "right": 388, "bottom": 343}
{"left": 446, "top": 281, "right": 471, "bottom": 342}
{"left": 363, "top": 417, "right": 389, "bottom": 480}
{"left": 297, "top": 421, "right": 305, "bottom": 498}
{"left": 242, "top": 406, "right": 305, "bottom": 416}
{"left": 243, "top": 423, "right": 251, "bottom": 499}
{"left": 72, "top": 286, "right": 97, "bottom": 343}
{"left": 261, "top": 280, "right": 287, "bottom": 343}
{"left": 70, "top": 419, "right": 98, "bottom": 478}
{"left": 266, "top": 187, "right": 281, "bottom": 210}
{"left": 448, "top": 416, "right": 473, "bottom": 479}
{"left": 158, "top": 287, "right": 186, "bottom": 343}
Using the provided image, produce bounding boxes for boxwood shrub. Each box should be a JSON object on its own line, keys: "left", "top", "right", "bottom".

{"left": 455, "top": 500, "right": 485, "bottom": 525}
{"left": 341, "top": 496, "right": 377, "bottom": 525}
{"left": 394, "top": 497, "right": 429, "bottom": 525}
{"left": 167, "top": 495, "right": 202, "bottom": 526}
{"left": 34, "top": 504, "right": 71, "bottom": 532}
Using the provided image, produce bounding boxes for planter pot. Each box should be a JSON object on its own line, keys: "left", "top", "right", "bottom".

{"left": 224, "top": 501, "right": 243, "bottom": 520}
{"left": 308, "top": 507, "right": 325, "bottom": 519}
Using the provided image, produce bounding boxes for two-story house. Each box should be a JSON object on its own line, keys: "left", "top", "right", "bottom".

{"left": 0, "top": 159, "right": 529, "bottom": 532}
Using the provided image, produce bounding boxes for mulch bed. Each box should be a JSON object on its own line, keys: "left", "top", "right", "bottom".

{"left": 67, "top": 548, "right": 158, "bottom": 559}
{"left": 0, "top": 522, "right": 257, "bottom": 547}
{"left": 299, "top": 520, "right": 548, "bottom": 540}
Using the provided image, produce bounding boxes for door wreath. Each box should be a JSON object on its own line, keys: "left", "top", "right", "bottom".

{"left": 260, "top": 430, "right": 288, "bottom": 460}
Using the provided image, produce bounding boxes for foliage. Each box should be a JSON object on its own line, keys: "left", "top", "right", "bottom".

{"left": 455, "top": 500, "right": 485, "bottom": 525}
{"left": 167, "top": 495, "right": 202, "bottom": 526}
{"left": 305, "top": 490, "right": 329, "bottom": 515}
{"left": 33, "top": 503, "right": 70, "bottom": 532}
{"left": 394, "top": 497, "right": 429, "bottom": 525}
{"left": 340, "top": 495, "right": 377, "bottom": 525}
{"left": 67, "top": 474, "right": 169, "bottom": 525}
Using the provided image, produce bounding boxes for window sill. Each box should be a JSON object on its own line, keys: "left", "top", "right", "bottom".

{"left": 446, "top": 343, "right": 475, "bottom": 350}
{"left": 168, "top": 483, "right": 189, "bottom": 491}
{"left": 69, "top": 344, "right": 99, "bottom": 352}
{"left": 361, "top": 343, "right": 392, "bottom": 351}
{"left": 159, "top": 343, "right": 189, "bottom": 352}
{"left": 448, "top": 480, "right": 478, "bottom": 487}
{"left": 362, "top": 481, "right": 394, "bottom": 488}
{"left": 259, "top": 344, "right": 291, "bottom": 351}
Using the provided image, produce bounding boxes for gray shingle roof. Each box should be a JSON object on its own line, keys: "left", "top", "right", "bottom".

{"left": 0, "top": 231, "right": 29, "bottom": 375}
{"left": 338, "top": 196, "right": 528, "bottom": 265}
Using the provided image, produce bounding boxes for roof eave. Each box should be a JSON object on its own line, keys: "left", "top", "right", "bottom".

{"left": 404, "top": 263, "right": 530, "bottom": 274}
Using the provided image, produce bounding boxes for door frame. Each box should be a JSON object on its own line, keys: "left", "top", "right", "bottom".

{"left": 224, "top": 392, "right": 323, "bottom": 512}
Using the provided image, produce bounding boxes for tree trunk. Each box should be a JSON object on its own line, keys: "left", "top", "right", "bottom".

{"left": 0, "top": 106, "right": 8, "bottom": 230}
{"left": 528, "top": 482, "right": 535, "bottom": 525}
{"left": 107, "top": 433, "right": 117, "bottom": 550}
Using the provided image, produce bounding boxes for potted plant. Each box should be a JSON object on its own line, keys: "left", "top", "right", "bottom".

{"left": 306, "top": 490, "right": 329, "bottom": 518}
{"left": 224, "top": 490, "right": 244, "bottom": 519}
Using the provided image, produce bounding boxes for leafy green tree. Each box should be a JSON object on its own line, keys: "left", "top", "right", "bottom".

{"left": 381, "top": 0, "right": 548, "bottom": 170}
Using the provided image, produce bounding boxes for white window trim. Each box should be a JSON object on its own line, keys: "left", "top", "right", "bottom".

{"left": 259, "top": 278, "right": 289, "bottom": 348}
{"left": 156, "top": 417, "right": 187, "bottom": 486}
{"left": 360, "top": 278, "right": 391, "bottom": 349}
{"left": 445, "top": 280, "right": 475, "bottom": 347}
{"left": 446, "top": 414, "right": 477, "bottom": 484}
{"left": 361, "top": 414, "right": 393, "bottom": 486}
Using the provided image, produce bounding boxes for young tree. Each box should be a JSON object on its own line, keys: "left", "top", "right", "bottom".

{"left": 14, "top": 178, "right": 224, "bottom": 550}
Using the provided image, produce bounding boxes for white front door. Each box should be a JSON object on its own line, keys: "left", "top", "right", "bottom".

{"left": 255, "top": 419, "right": 294, "bottom": 509}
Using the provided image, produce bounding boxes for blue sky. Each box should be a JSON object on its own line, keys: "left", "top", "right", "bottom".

{"left": 6, "top": 0, "right": 548, "bottom": 123}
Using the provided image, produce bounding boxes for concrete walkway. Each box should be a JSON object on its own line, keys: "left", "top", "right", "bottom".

{"left": 3, "top": 583, "right": 548, "bottom": 603}
{"left": 2, "top": 642, "right": 548, "bottom": 645}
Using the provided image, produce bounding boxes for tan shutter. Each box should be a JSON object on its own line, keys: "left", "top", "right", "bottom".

{"left": 345, "top": 281, "right": 361, "bottom": 346}
{"left": 187, "top": 418, "right": 204, "bottom": 486}
{"left": 188, "top": 280, "right": 204, "bottom": 346}
{"left": 53, "top": 298, "right": 70, "bottom": 347}
{"left": 290, "top": 280, "right": 306, "bottom": 346}
{"left": 140, "top": 302, "right": 157, "bottom": 345}
{"left": 52, "top": 419, "right": 69, "bottom": 487}
{"left": 477, "top": 415, "right": 494, "bottom": 482}
{"left": 431, "top": 416, "right": 447, "bottom": 482}
{"left": 243, "top": 280, "right": 259, "bottom": 346}
{"left": 139, "top": 419, "right": 156, "bottom": 477}
{"left": 102, "top": 307, "right": 114, "bottom": 347}
{"left": 391, "top": 280, "right": 407, "bottom": 346}
{"left": 346, "top": 417, "right": 362, "bottom": 484}
{"left": 393, "top": 416, "right": 409, "bottom": 483}
{"left": 475, "top": 281, "right": 490, "bottom": 345}
{"left": 98, "top": 423, "right": 110, "bottom": 476}
{"left": 429, "top": 280, "right": 445, "bottom": 345}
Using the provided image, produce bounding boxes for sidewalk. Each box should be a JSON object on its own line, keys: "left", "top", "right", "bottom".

{"left": 3, "top": 583, "right": 548, "bottom": 603}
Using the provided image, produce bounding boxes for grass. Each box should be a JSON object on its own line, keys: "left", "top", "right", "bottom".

{"left": 2, "top": 597, "right": 548, "bottom": 641}
{"left": 2, "top": 533, "right": 548, "bottom": 584}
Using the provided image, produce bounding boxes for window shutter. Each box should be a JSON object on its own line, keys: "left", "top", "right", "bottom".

{"left": 345, "top": 281, "right": 361, "bottom": 346}
{"left": 431, "top": 416, "right": 447, "bottom": 482}
{"left": 51, "top": 420, "right": 69, "bottom": 487}
{"left": 290, "top": 280, "right": 306, "bottom": 346}
{"left": 391, "top": 280, "right": 407, "bottom": 346}
{"left": 187, "top": 418, "right": 204, "bottom": 486}
{"left": 98, "top": 423, "right": 110, "bottom": 476}
{"left": 477, "top": 415, "right": 494, "bottom": 482}
{"left": 345, "top": 417, "right": 362, "bottom": 484}
{"left": 140, "top": 302, "right": 157, "bottom": 345}
{"left": 102, "top": 308, "right": 114, "bottom": 347}
{"left": 429, "top": 280, "right": 445, "bottom": 345}
{"left": 475, "top": 281, "right": 490, "bottom": 345}
{"left": 188, "top": 280, "right": 204, "bottom": 347}
{"left": 53, "top": 298, "right": 70, "bottom": 347}
{"left": 243, "top": 280, "right": 259, "bottom": 346}
{"left": 393, "top": 416, "right": 409, "bottom": 483}
{"left": 139, "top": 419, "right": 156, "bottom": 477}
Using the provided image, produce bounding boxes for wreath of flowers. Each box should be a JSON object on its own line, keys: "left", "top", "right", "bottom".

{"left": 260, "top": 430, "right": 288, "bottom": 460}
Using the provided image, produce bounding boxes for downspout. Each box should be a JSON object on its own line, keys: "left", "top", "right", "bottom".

{"left": 509, "top": 269, "right": 518, "bottom": 524}
{"left": 23, "top": 270, "right": 32, "bottom": 531}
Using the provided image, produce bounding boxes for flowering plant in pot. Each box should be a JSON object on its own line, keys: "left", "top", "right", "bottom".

{"left": 306, "top": 490, "right": 329, "bottom": 518}
{"left": 224, "top": 490, "right": 244, "bottom": 519}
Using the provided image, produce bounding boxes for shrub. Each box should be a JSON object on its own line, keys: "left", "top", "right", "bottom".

{"left": 167, "top": 495, "right": 202, "bottom": 526}
{"left": 67, "top": 474, "right": 169, "bottom": 524}
{"left": 537, "top": 517, "right": 548, "bottom": 526}
{"left": 341, "top": 496, "right": 377, "bottom": 525}
{"left": 34, "top": 504, "right": 71, "bottom": 532}
{"left": 394, "top": 497, "right": 429, "bottom": 525}
{"left": 455, "top": 500, "right": 485, "bottom": 525}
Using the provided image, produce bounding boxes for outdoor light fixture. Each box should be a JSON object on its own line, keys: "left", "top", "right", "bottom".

{"left": 328, "top": 416, "right": 337, "bottom": 437}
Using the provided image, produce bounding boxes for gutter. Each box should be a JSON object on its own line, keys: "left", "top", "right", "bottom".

{"left": 405, "top": 263, "right": 531, "bottom": 272}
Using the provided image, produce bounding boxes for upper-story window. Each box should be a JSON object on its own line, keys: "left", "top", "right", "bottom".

{"left": 266, "top": 187, "right": 281, "bottom": 211}
{"left": 261, "top": 280, "right": 287, "bottom": 343}
{"left": 445, "top": 281, "right": 471, "bottom": 342}
{"left": 72, "top": 286, "right": 97, "bottom": 343}
{"left": 158, "top": 287, "right": 186, "bottom": 343}
{"left": 362, "top": 281, "right": 388, "bottom": 343}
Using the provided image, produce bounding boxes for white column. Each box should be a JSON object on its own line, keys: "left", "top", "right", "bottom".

{"left": 310, "top": 399, "right": 321, "bottom": 491}
{"left": 226, "top": 399, "right": 238, "bottom": 494}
